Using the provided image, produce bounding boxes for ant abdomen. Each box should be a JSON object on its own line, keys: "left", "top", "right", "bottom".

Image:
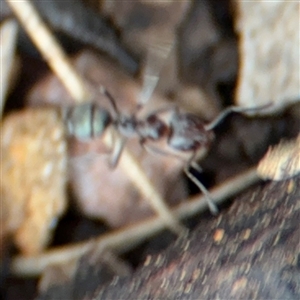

{"left": 64, "top": 102, "right": 111, "bottom": 140}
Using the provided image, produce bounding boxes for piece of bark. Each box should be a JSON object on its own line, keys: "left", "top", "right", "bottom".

{"left": 36, "top": 176, "right": 300, "bottom": 299}
{"left": 92, "top": 177, "right": 300, "bottom": 299}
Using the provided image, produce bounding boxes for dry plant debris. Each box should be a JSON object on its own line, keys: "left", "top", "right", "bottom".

{"left": 234, "top": 1, "right": 300, "bottom": 112}
{"left": 1, "top": 108, "right": 68, "bottom": 255}
{"left": 257, "top": 134, "right": 300, "bottom": 181}
{"left": 2, "top": 2, "right": 299, "bottom": 298}
{"left": 87, "top": 177, "right": 299, "bottom": 300}
{"left": 12, "top": 167, "right": 260, "bottom": 277}
{"left": 33, "top": 173, "right": 299, "bottom": 299}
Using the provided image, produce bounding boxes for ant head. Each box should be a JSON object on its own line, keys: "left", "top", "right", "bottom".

{"left": 169, "top": 112, "right": 214, "bottom": 152}
{"left": 117, "top": 114, "right": 139, "bottom": 138}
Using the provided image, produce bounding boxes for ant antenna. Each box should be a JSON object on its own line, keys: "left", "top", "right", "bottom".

{"left": 99, "top": 85, "right": 121, "bottom": 117}
{"left": 184, "top": 163, "right": 219, "bottom": 215}
{"left": 204, "top": 103, "right": 272, "bottom": 131}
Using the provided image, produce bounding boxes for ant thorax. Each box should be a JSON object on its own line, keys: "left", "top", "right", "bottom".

{"left": 115, "top": 113, "right": 168, "bottom": 142}
{"left": 115, "top": 115, "right": 139, "bottom": 138}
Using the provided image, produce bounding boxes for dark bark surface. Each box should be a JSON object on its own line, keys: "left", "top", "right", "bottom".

{"left": 37, "top": 176, "right": 300, "bottom": 300}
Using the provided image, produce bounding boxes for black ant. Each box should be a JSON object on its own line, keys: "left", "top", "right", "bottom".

{"left": 65, "top": 86, "right": 270, "bottom": 215}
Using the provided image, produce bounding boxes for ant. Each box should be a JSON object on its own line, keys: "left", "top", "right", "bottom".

{"left": 65, "top": 85, "right": 270, "bottom": 215}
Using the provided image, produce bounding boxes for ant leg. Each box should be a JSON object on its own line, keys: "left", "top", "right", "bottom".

{"left": 184, "top": 155, "right": 219, "bottom": 215}
{"left": 141, "top": 140, "right": 186, "bottom": 162}
{"left": 99, "top": 85, "right": 120, "bottom": 118}
{"left": 190, "top": 161, "right": 203, "bottom": 173}
{"left": 109, "top": 135, "right": 127, "bottom": 169}
{"left": 204, "top": 103, "right": 272, "bottom": 131}
{"left": 142, "top": 142, "right": 218, "bottom": 214}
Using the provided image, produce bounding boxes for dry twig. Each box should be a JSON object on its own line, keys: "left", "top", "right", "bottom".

{"left": 6, "top": 0, "right": 90, "bottom": 103}
{"left": 0, "top": 18, "right": 18, "bottom": 116}
{"left": 12, "top": 167, "right": 259, "bottom": 276}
